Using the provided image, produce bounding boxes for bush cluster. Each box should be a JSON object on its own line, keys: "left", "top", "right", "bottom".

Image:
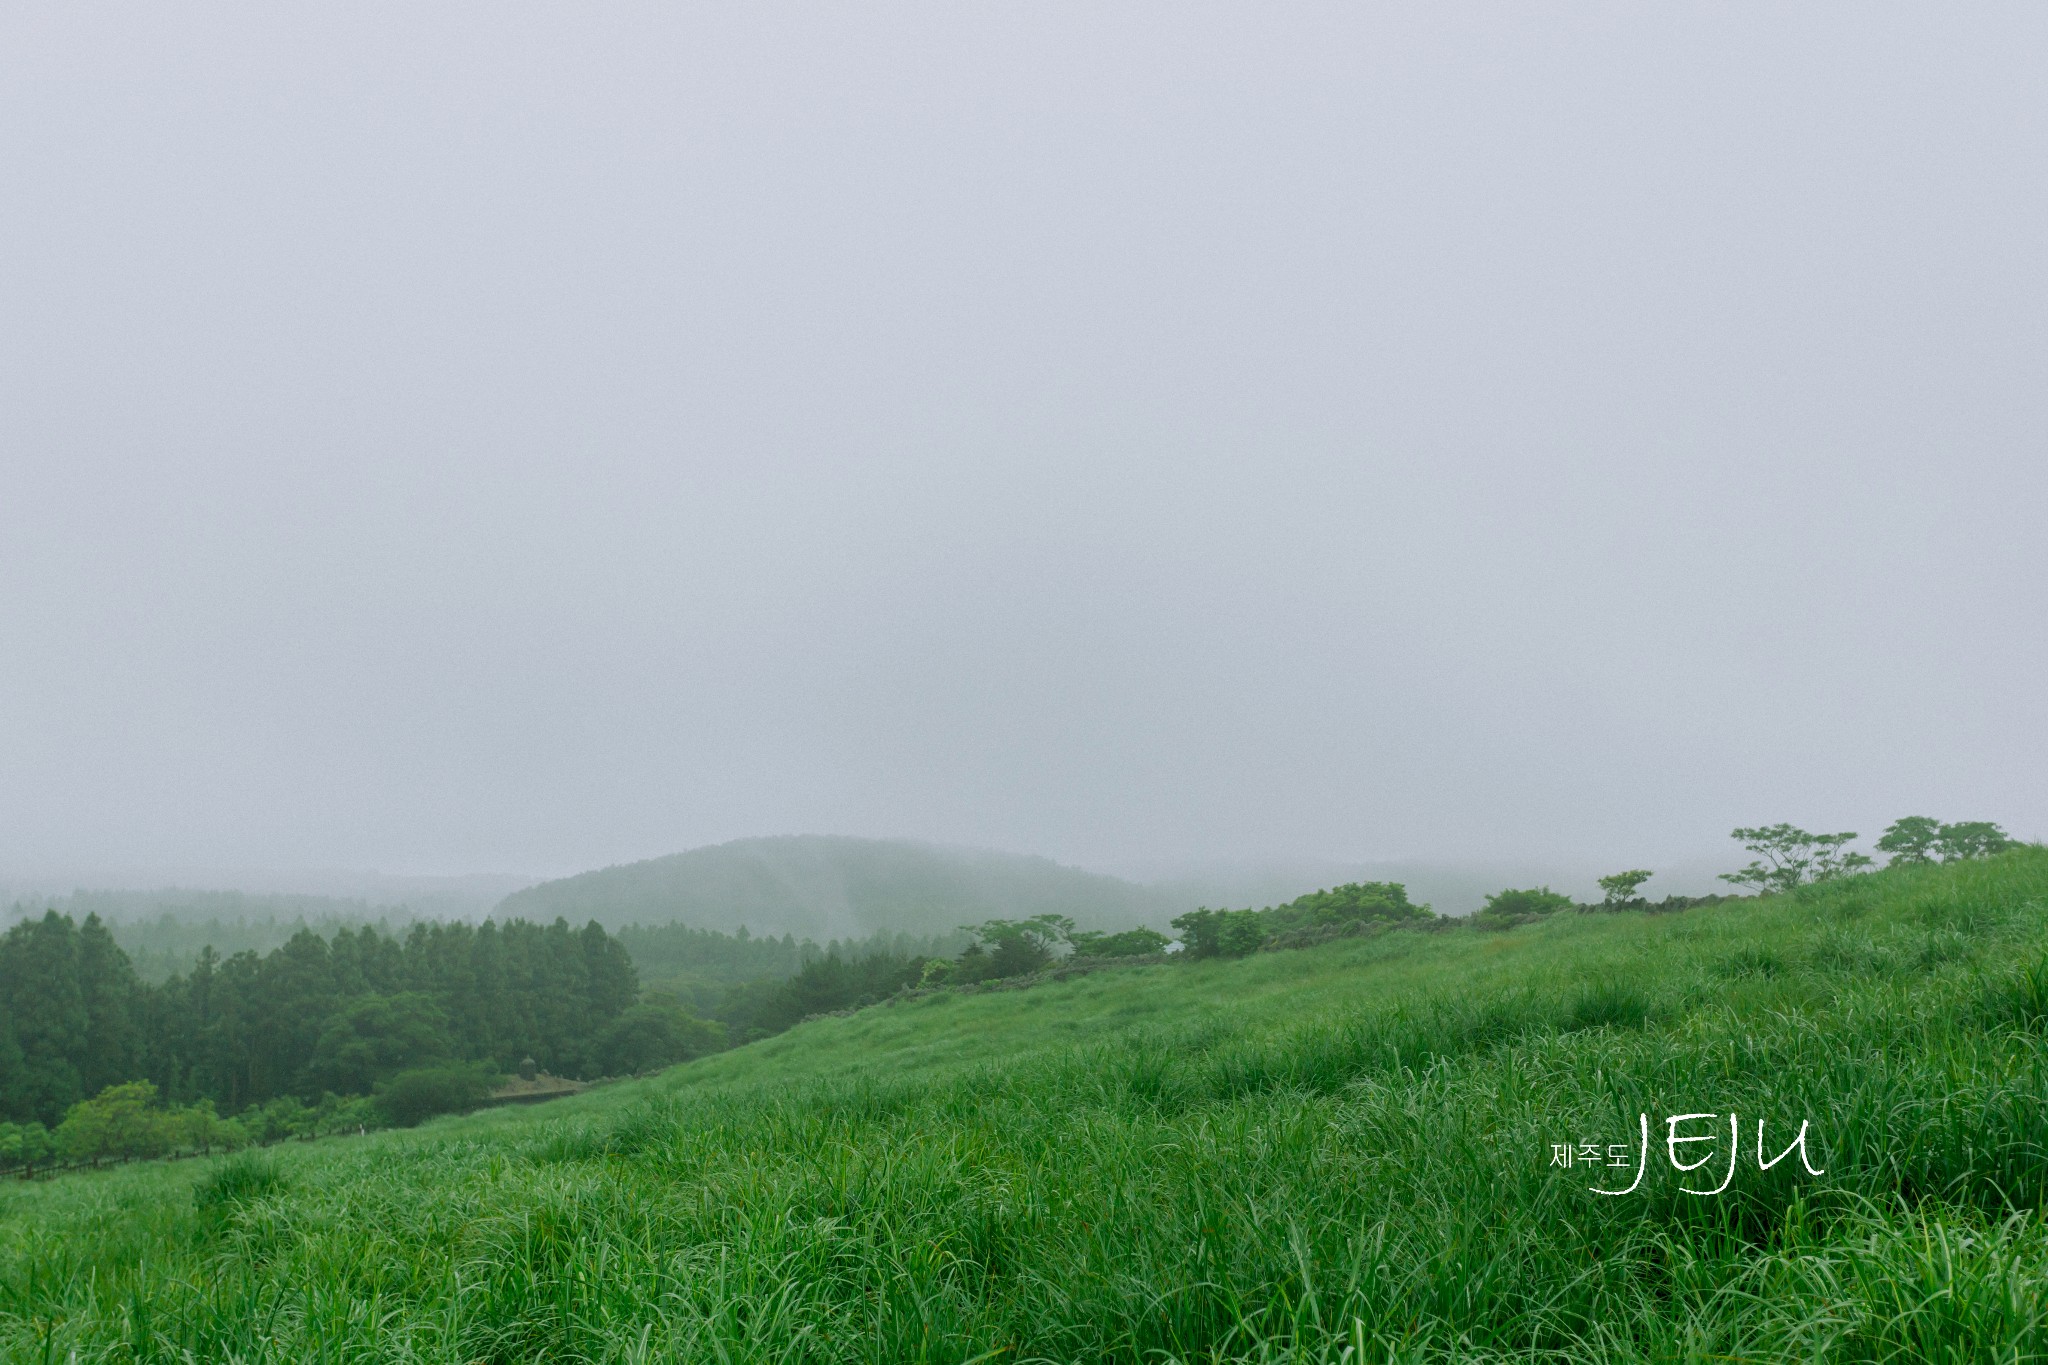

{"left": 1171, "top": 882, "right": 1435, "bottom": 959}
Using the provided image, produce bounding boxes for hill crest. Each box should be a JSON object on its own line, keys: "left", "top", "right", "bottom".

{"left": 493, "top": 834, "right": 1183, "bottom": 940}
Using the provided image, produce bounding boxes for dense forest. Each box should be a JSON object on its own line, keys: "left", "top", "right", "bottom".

{"left": 9, "top": 890, "right": 423, "bottom": 982}
{"left": 0, "top": 910, "right": 1045, "bottom": 1139}
{"left": 112, "top": 911, "right": 417, "bottom": 983}
{"left": 0, "top": 905, "right": 1149, "bottom": 1147}
{"left": 0, "top": 912, "right": 691, "bottom": 1129}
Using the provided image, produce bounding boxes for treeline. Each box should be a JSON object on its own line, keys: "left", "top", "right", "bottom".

{"left": 16, "top": 890, "right": 419, "bottom": 983}
{"left": 617, "top": 922, "right": 968, "bottom": 1016}
{"left": 0, "top": 1080, "right": 380, "bottom": 1177}
{"left": 7, "top": 815, "right": 2016, "bottom": 1155}
{"left": 0, "top": 912, "right": 702, "bottom": 1129}
{"left": 1467, "top": 881, "right": 1729, "bottom": 930}
{"left": 1171, "top": 882, "right": 1434, "bottom": 958}
{"left": 107, "top": 910, "right": 416, "bottom": 983}
{"left": 715, "top": 950, "right": 933, "bottom": 1040}
{"left": 1467, "top": 816, "right": 2021, "bottom": 931}
{"left": 690, "top": 916, "right": 1168, "bottom": 1040}
{"left": 689, "top": 890, "right": 1424, "bottom": 1029}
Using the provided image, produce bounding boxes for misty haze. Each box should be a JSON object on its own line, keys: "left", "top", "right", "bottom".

{"left": 2, "top": 6, "right": 2045, "bottom": 1361}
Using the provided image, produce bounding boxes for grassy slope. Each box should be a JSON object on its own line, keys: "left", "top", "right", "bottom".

{"left": 4, "top": 851, "right": 2047, "bottom": 1362}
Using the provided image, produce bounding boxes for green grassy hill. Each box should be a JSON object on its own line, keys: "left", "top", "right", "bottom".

{"left": 495, "top": 834, "right": 1185, "bottom": 938}
{"left": 5, "top": 850, "right": 2047, "bottom": 1361}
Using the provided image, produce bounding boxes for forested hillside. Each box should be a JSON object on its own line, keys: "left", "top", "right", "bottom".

{"left": 7, "top": 891, "right": 419, "bottom": 982}
{"left": 0, "top": 913, "right": 677, "bottom": 1128}
{"left": 497, "top": 834, "right": 1181, "bottom": 938}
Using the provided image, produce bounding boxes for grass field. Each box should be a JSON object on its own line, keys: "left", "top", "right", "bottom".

{"left": 3, "top": 850, "right": 2046, "bottom": 1362}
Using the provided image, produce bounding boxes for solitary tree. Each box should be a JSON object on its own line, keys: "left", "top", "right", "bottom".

{"left": 959, "top": 915, "right": 1074, "bottom": 979}
{"left": 1596, "top": 870, "right": 1654, "bottom": 909}
{"left": 1720, "top": 824, "right": 1870, "bottom": 895}
{"left": 1876, "top": 816, "right": 1942, "bottom": 866}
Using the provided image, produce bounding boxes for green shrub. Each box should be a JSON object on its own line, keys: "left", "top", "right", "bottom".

{"left": 1068, "top": 927, "right": 1170, "bottom": 958}
{"left": 1267, "top": 881, "right": 1432, "bottom": 933}
{"left": 593, "top": 1002, "right": 724, "bottom": 1076}
{"left": 373, "top": 1064, "right": 495, "bottom": 1128}
{"left": 1216, "top": 909, "right": 1266, "bottom": 957}
{"left": 1472, "top": 886, "right": 1575, "bottom": 929}
{"left": 1175, "top": 883, "right": 1434, "bottom": 957}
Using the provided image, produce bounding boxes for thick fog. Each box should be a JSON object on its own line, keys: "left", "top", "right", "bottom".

{"left": 2, "top": 5, "right": 2043, "bottom": 886}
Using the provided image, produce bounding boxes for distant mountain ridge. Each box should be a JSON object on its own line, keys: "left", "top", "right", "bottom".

{"left": 0, "top": 871, "right": 533, "bottom": 922}
{"left": 493, "top": 835, "right": 1185, "bottom": 940}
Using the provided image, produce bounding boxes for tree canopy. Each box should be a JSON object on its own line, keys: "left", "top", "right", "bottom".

{"left": 1719, "top": 825, "right": 1872, "bottom": 895}
{"left": 0, "top": 912, "right": 650, "bottom": 1127}
{"left": 1173, "top": 882, "right": 1434, "bottom": 959}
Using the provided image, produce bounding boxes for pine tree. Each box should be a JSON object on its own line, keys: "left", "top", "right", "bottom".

{"left": 0, "top": 913, "right": 89, "bottom": 1124}
{"left": 75, "top": 914, "right": 141, "bottom": 1097}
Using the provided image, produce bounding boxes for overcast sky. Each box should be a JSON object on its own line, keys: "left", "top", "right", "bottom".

{"left": 2, "top": 4, "right": 2043, "bottom": 883}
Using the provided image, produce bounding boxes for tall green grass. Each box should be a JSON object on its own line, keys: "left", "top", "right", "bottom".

{"left": 2, "top": 851, "right": 2045, "bottom": 1361}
